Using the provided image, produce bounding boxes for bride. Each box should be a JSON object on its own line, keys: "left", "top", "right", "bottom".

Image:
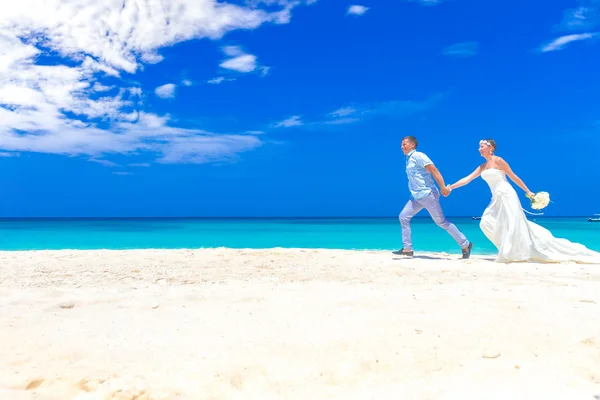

{"left": 447, "top": 139, "right": 600, "bottom": 264}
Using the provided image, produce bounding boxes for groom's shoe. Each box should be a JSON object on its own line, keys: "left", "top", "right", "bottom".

{"left": 392, "top": 249, "right": 414, "bottom": 257}
{"left": 462, "top": 242, "right": 473, "bottom": 259}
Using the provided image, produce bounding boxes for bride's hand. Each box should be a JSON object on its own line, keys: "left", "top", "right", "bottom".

{"left": 526, "top": 192, "right": 535, "bottom": 199}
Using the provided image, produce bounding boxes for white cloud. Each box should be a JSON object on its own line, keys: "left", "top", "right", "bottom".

{"left": 207, "top": 77, "right": 226, "bottom": 84}
{"left": 347, "top": 5, "right": 369, "bottom": 16}
{"left": 155, "top": 83, "right": 176, "bottom": 99}
{"left": 223, "top": 46, "right": 243, "bottom": 57}
{"left": 293, "top": 93, "right": 447, "bottom": 127}
{"left": 207, "top": 76, "right": 238, "bottom": 84}
{"left": 539, "top": 33, "right": 598, "bottom": 52}
{"left": 219, "top": 46, "right": 258, "bottom": 73}
{"left": 323, "top": 107, "right": 360, "bottom": 124}
{"left": 259, "top": 66, "right": 271, "bottom": 76}
{"left": 442, "top": 42, "right": 479, "bottom": 57}
{"left": 90, "top": 158, "right": 119, "bottom": 167}
{"left": 323, "top": 117, "right": 360, "bottom": 125}
{"left": 556, "top": 1, "right": 600, "bottom": 31}
{"left": 181, "top": 79, "right": 193, "bottom": 87}
{"left": 221, "top": 54, "right": 257, "bottom": 72}
{"left": 0, "top": 0, "right": 303, "bottom": 164}
{"left": 328, "top": 107, "right": 357, "bottom": 117}
{"left": 253, "top": 94, "right": 445, "bottom": 134}
{"left": 0, "top": 110, "right": 263, "bottom": 163}
{"left": 217, "top": 45, "right": 271, "bottom": 76}
{"left": 0, "top": 1, "right": 291, "bottom": 74}
{"left": 157, "top": 134, "right": 262, "bottom": 163}
{"left": 93, "top": 82, "right": 113, "bottom": 92}
{"left": 539, "top": 1, "right": 600, "bottom": 52}
{"left": 275, "top": 115, "right": 303, "bottom": 128}
{"left": 140, "top": 52, "right": 164, "bottom": 64}
{"left": 129, "top": 163, "right": 151, "bottom": 167}
{"left": 129, "top": 88, "right": 143, "bottom": 98}
{"left": 246, "top": 130, "right": 265, "bottom": 135}
{"left": 0, "top": 152, "right": 20, "bottom": 157}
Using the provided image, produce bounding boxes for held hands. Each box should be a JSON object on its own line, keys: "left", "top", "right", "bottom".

{"left": 441, "top": 185, "right": 452, "bottom": 197}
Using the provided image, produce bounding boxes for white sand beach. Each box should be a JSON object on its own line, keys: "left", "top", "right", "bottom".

{"left": 1, "top": 248, "right": 599, "bottom": 399}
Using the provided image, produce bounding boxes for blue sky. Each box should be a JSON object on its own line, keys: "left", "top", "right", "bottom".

{"left": 0, "top": 0, "right": 599, "bottom": 217}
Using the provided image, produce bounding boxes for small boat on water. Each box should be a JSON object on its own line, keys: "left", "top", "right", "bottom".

{"left": 472, "top": 216, "right": 481, "bottom": 220}
{"left": 589, "top": 214, "right": 600, "bottom": 222}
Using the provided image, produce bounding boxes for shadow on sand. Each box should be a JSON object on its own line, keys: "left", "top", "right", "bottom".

{"left": 392, "top": 255, "right": 448, "bottom": 261}
{"left": 392, "top": 255, "right": 496, "bottom": 262}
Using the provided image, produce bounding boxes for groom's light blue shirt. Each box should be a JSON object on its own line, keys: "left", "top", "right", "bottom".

{"left": 405, "top": 150, "right": 438, "bottom": 200}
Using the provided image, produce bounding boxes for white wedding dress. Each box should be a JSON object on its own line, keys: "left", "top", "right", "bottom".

{"left": 479, "top": 168, "right": 600, "bottom": 264}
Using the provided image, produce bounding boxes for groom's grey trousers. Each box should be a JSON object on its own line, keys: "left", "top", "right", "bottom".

{"left": 399, "top": 190, "right": 469, "bottom": 250}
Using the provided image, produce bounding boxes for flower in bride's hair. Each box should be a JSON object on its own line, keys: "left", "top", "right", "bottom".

{"left": 530, "top": 191, "right": 550, "bottom": 210}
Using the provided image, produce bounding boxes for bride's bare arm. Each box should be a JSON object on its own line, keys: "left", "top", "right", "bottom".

{"left": 447, "top": 166, "right": 482, "bottom": 190}
{"left": 496, "top": 157, "right": 534, "bottom": 197}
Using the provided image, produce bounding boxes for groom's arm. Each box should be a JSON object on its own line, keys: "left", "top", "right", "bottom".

{"left": 425, "top": 164, "right": 450, "bottom": 196}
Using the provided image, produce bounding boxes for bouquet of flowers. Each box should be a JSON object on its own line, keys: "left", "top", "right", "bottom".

{"left": 527, "top": 191, "right": 550, "bottom": 210}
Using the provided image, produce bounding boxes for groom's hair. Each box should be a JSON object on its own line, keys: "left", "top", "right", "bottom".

{"left": 402, "top": 136, "right": 418, "bottom": 148}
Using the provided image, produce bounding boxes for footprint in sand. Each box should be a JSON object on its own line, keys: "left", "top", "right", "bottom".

{"left": 25, "top": 378, "right": 44, "bottom": 390}
{"left": 580, "top": 337, "right": 597, "bottom": 347}
{"left": 73, "top": 376, "right": 150, "bottom": 400}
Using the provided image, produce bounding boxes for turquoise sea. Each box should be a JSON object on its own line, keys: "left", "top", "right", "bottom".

{"left": 0, "top": 217, "right": 599, "bottom": 254}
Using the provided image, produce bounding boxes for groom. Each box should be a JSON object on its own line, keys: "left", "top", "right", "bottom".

{"left": 393, "top": 136, "right": 472, "bottom": 258}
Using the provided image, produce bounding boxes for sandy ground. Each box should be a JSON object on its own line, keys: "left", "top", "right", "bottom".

{"left": 1, "top": 248, "right": 599, "bottom": 399}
